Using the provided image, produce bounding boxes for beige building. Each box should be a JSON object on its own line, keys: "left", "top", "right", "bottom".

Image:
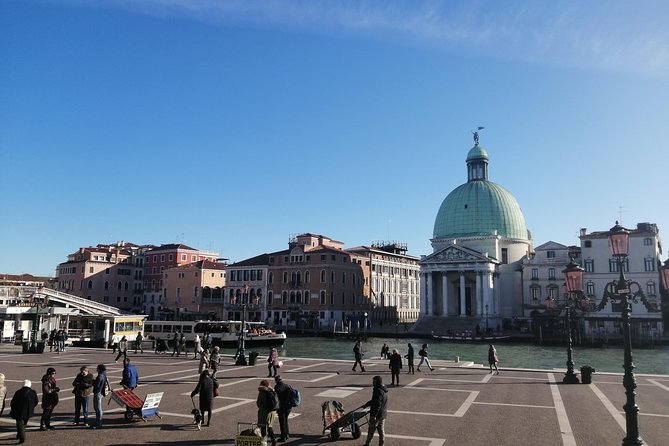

{"left": 161, "top": 259, "right": 227, "bottom": 320}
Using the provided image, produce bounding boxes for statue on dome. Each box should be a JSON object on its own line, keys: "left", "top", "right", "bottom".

{"left": 472, "top": 126, "right": 484, "bottom": 145}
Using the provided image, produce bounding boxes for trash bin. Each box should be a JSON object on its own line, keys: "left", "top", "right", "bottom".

{"left": 22, "top": 341, "right": 30, "bottom": 353}
{"left": 248, "top": 351, "right": 259, "bottom": 366}
{"left": 580, "top": 365, "right": 595, "bottom": 384}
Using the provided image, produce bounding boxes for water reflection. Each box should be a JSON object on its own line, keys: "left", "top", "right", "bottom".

{"left": 256, "top": 336, "right": 669, "bottom": 375}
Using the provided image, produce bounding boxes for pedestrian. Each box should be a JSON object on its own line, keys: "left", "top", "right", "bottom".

{"left": 134, "top": 331, "right": 144, "bottom": 354}
{"left": 273, "top": 375, "right": 293, "bottom": 442}
{"left": 405, "top": 343, "right": 415, "bottom": 374}
{"left": 488, "top": 344, "right": 500, "bottom": 375}
{"left": 190, "top": 370, "right": 216, "bottom": 428}
{"left": 380, "top": 343, "right": 389, "bottom": 359}
{"left": 10, "top": 379, "right": 38, "bottom": 444}
{"left": 40, "top": 367, "right": 60, "bottom": 430}
{"left": 71, "top": 366, "right": 94, "bottom": 426}
{"left": 171, "top": 331, "right": 180, "bottom": 356}
{"left": 115, "top": 335, "right": 128, "bottom": 362}
{"left": 56, "top": 329, "right": 66, "bottom": 353}
{"left": 199, "top": 348, "right": 210, "bottom": 374}
{"left": 92, "top": 364, "right": 109, "bottom": 429}
{"left": 267, "top": 347, "right": 279, "bottom": 377}
{"left": 352, "top": 339, "right": 365, "bottom": 372}
{"left": 256, "top": 379, "right": 278, "bottom": 446}
{"left": 120, "top": 357, "right": 139, "bottom": 390}
{"left": 360, "top": 375, "right": 388, "bottom": 446}
{"left": 48, "top": 329, "right": 56, "bottom": 351}
{"left": 0, "top": 372, "right": 6, "bottom": 415}
{"left": 209, "top": 346, "right": 220, "bottom": 378}
{"left": 193, "top": 334, "right": 201, "bottom": 360}
{"left": 388, "top": 349, "right": 402, "bottom": 386}
{"left": 417, "top": 343, "right": 434, "bottom": 372}
{"left": 179, "top": 332, "right": 188, "bottom": 357}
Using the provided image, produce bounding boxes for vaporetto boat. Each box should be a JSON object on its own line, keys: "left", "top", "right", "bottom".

{"left": 143, "top": 320, "right": 287, "bottom": 348}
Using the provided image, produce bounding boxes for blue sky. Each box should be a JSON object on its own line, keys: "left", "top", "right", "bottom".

{"left": 2, "top": 0, "right": 669, "bottom": 276}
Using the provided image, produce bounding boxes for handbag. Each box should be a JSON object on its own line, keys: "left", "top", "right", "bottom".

{"left": 275, "top": 360, "right": 283, "bottom": 368}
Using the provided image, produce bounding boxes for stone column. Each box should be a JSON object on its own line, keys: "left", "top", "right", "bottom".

{"left": 475, "top": 272, "right": 482, "bottom": 316}
{"left": 441, "top": 272, "right": 449, "bottom": 316}
{"left": 426, "top": 273, "right": 433, "bottom": 316}
{"left": 459, "top": 273, "right": 466, "bottom": 316}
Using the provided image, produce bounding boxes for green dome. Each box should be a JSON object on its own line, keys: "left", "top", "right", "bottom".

{"left": 433, "top": 180, "right": 529, "bottom": 240}
{"left": 467, "top": 145, "right": 489, "bottom": 161}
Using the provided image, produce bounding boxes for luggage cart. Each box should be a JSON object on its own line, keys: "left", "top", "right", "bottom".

{"left": 235, "top": 422, "right": 267, "bottom": 446}
{"left": 110, "top": 389, "right": 163, "bottom": 421}
{"left": 322, "top": 400, "right": 369, "bottom": 441}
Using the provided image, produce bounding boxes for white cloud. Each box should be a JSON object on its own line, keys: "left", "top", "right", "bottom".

{"left": 44, "top": 0, "right": 669, "bottom": 78}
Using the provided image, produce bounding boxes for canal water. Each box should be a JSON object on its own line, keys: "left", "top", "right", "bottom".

{"left": 241, "top": 336, "right": 669, "bottom": 375}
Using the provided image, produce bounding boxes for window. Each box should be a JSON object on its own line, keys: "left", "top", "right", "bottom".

{"left": 584, "top": 240, "right": 592, "bottom": 248}
{"left": 161, "top": 254, "right": 165, "bottom": 262}
{"left": 88, "top": 280, "right": 93, "bottom": 289}
{"left": 647, "top": 282, "right": 656, "bottom": 295}
{"left": 584, "top": 259, "right": 594, "bottom": 272}
{"left": 104, "top": 281, "right": 109, "bottom": 290}
{"left": 268, "top": 272, "right": 274, "bottom": 284}
{"left": 547, "top": 287, "right": 557, "bottom": 299}
{"left": 501, "top": 248, "right": 508, "bottom": 264}
{"left": 305, "top": 271, "right": 310, "bottom": 283}
{"left": 531, "top": 287, "right": 540, "bottom": 300}
{"left": 531, "top": 268, "right": 539, "bottom": 279}
{"left": 609, "top": 258, "right": 629, "bottom": 273}
{"left": 89, "top": 266, "right": 94, "bottom": 273}
{"left": 644, "top": 238, "right": 652, "bottom": 246}
{"left": 547, "top": 250, "right": 555, "bottom": 258}
{"left": 320, "top": 270, "right": 326, "bottom": 283}
{"left": 169, "top": 254, "right": 173, "bottom": 261}
{"left": 283, "top": 272, "right": 288, "bottom": 284}
{"left": 342, "top": 272, "right": 346, "bottom": 284}
{"left": 644, "top": 258, "right": 655, "bottom": 272}
{"left": 586, "top": 282, "right": 595, "bottom": 296}
{"left": 548, "top": 268, "right": 556, "bottom": 279}
{"left": 181, "top": 254, "right": 187, "bottom": 261}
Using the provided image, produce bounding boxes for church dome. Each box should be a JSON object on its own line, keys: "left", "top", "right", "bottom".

{"left": 433, "top": 141, "right": 529, "bottom": 241}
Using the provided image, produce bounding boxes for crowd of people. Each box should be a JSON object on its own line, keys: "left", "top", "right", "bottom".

{"left": 0, "top": 330, "right": 501, "bottom": 446}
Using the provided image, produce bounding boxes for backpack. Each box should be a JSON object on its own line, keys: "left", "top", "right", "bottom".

{"left": 266, "top": 389, "right": 280, "bottom": 411}
{"left": 288, "top": 386, "right": 301, "bottom": 407}
{"left": 419, "top": 349, "right": 426, "bottom": 357}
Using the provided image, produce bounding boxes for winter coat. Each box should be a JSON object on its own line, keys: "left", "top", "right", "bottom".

{"left": 41, "top": 374, "right": 59, "bottom": 410}
{"left": 364, "top": 383, "right": 388, "bottom": 420}
{"left": 10, "top": 387, "right": 38, "bottom": 421}
{"left": 191, "top": 375, "right": 215, "bottom": 411}
{"left": 256, "top": 385, "right": 277, "bottom": 427}
{"left": 93, "top": 372, "right": 108, "bottom": 395}
{"left": 0, "top": 373, "right": 6, "bottom": 415}
{"left": 273, "top": 380, "right": 293, "bottom": 412}
{"left": 72, "top": 372, "right": 94, "bottom": 397}
{"left": 389, "top": 352, "right": 403, "bottom": 372}
{"left": 121, "top": 364, "right": 139, "bottom": 389}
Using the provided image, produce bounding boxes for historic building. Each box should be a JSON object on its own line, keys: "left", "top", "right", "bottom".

{"left": 55, "top": 242, "right": 146, "bottom": 312}
{"left": 417, "top": 134, "right": 533, "bottom": 333}
{"left": 347, "top": 241, "right": 420, "bottom": 325}
{"left": 160, "top": 259, "right": 227, "bottom": 320}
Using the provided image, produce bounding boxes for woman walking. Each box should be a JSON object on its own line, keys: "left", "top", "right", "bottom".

{"left": 209, "top": 346, "right": 220, "bottom": 378}
{"left": 190, "top": 370, "right": 216, "bottom": 428}
{"left": 267, "top": 347, "right": 279, "bottom": 377}
{"left": 488, "top": 344, "right": 500, "bottom": 374}
{"left": 199, "top": 348, "right": 210, "bottom": 374}
{"left": 417, "top": 344, "right": 434, "bottom": 372}
{"left": 40, "top": 367, "right": 60, "bottom": 430}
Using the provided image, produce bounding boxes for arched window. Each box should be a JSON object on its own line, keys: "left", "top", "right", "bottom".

{"left": 104, "top": 281, "right": 109, "bottom": 290}
{"left": 320, "top": 270, "right": 326, "bottom": 283}
{"left": 305, "top": 290, "right": 310, "bottom": 301}
{"left": 296, "top": 291, "right": 302, "bottom": 304}
{"left": 290, "top": 291, "right": 296, "bottom": 303}
{"left": 269, "top": 272, "right": 274, "bottom": 284}
{"left": 88, "top": 280, "right": 93, "bottom": 290}
{"left": 125, "top": 281, "right": 129, "bottom": 291}
{"left": 282, "top": 291, "right": 288, "bottom": 304}
{"left": 305, "top": 271, "right": 310, "bottom": 283}
{"left": 283, "top": 272, "right": 288, "bottom": 284}
{"left": 117, "top": 282, "right": 122, "bottom": 290}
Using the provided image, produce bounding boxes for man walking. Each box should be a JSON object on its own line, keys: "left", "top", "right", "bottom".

{"left": 134, "top": 331, "right": 144, "bottom": 354}
{"left": 352, "top": 339, "right": 365, "bottom": 372}
{"left": 120, "top": 358, "right": 139, "bottom": 390}
{"left": 273, "top": 375, "right": 293, "bottom": 442}
{"left": 10, "top": 380, "right": 38, "bottom": 444}
{"left": 360, "top": 375, "right": 388, "bottom": 446}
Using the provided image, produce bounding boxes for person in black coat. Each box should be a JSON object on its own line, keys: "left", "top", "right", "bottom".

{"left": 388, "top": 349, "right": 403, "bottom": 386}
{"left": 405, "top": 343, "right": 415, "bottom": 374}
{"left": 40, "top": 367, "right": 60, "bottom": 430}
{"left": 10, "top": 380, "right": 39, "bottom": 444}
{"left": 273, "top": 375, "right": 293, "bottom": 442}
{"left": 360, "top": 375, "right": 388, "bottom": 446}
{"left": 191, "top": 370, "right": 216, "bottom": 427}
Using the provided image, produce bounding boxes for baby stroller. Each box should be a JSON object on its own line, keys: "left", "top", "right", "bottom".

{"left": 154, "top": 338, "right": 168, "bottom": 354}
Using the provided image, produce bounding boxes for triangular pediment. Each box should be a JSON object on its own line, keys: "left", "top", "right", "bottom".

{"left": 421, "top": 244, "right": 495, "bottom": 264}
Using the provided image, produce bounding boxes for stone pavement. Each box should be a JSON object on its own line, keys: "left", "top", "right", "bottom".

{"left": 0, "top": 344, "right": 667, "bottom": 446}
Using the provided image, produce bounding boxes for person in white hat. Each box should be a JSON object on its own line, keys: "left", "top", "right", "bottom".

{"left": 10, "top": 380, "right": 39, "bottom": 444}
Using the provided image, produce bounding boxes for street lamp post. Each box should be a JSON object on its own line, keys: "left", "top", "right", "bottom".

{"left": 28, "top": 291, "right": 49, "bottom": 353}
{"left": 601, "top": 222, "right": 651, "bottom": 446}
{"left": 235, "top": 285, "right": 249, "bottom": 366}
{"left": 560, "top": 260, "right": 589, "bottom": 384}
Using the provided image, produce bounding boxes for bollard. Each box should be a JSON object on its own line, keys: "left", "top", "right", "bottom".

{"left": 455, "top": 356, "right": 459, "bottom": 363}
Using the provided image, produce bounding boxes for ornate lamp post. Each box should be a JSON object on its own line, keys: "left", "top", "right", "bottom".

{"left": 601, "top": 222, "right": 648, "bottom": 446}
{"left": 559, "top": 260, "right": 589, "bottom": 384}
{"left": 28, "top": 291, "right": 49, "bottom": 353}
{"left": 235, "top": 284, "right": 249, "bottom": 366}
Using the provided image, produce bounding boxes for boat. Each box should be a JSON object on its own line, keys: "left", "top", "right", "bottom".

{"left": 431, "top": 332, "right": 512, "bottom": 343}
{"left": 143, "top": 320, "right": 287, "bottom": 348}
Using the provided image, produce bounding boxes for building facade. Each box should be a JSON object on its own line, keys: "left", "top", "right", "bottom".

{"left": 160, "top": 259, "right": 227, "bottom": 320}
{"left": 417, "top": 135, "right": 532, "bottom": 334}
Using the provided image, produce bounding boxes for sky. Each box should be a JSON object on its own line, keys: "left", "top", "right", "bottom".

{"left": 1, "top": 0, "right": 669, "bottom": 277}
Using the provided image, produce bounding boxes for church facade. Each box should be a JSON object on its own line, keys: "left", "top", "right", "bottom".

{"left": 418, "top": 134, "right": 533, "bottom": 333}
